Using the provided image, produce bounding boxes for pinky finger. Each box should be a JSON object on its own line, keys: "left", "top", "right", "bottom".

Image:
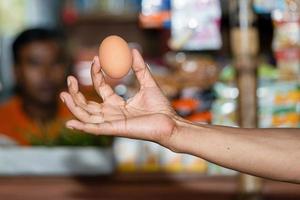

{"left": 66, "top": 119, "right": 108, "bottom": 135}
{"left": 66, "top": 119, "right": 85, "bottom": 130}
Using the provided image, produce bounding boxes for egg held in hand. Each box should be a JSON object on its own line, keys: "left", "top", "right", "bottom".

{"left": 99, "top": 35, "right": 133, "bottom": 79}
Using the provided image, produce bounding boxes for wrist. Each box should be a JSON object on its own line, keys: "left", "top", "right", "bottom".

{"left": 166, "top": 115, "right": 193, "bottom": 153}
{"left": 167, "top": 115, "right": 214, "bottom": 155}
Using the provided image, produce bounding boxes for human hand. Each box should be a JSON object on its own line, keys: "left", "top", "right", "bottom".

{"left": 60, "top": 49, "right": 182, "bottom": 147}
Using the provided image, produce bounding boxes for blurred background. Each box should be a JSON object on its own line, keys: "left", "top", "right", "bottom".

{"left": 0, "top": 0, "right": 299, "bottom": 199}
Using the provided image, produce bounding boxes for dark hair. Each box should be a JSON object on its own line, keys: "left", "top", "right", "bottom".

{"left": 12, "top": 28, "right": 65, "bottom": 65}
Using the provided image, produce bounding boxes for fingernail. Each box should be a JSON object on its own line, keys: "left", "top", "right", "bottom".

{"left": 146, "top": 63, "right": 151, "bottom": 71}
{"left": 91, "top": 57, "right": 96, "bottom": 65}
{"left": 67, "top": 78, "right": 71, "bottom": 86}
{"left": 66, "top": 122, "right": 74, "bottom": 130}
{"left": 60, "top": 95, "right": 65, "bottom": 103}
{"left": 66, "top": 125, "right": 74, "bottom": 130}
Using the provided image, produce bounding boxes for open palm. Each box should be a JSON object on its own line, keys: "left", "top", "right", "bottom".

{"left": 60, "top": 49, "right": 180, "bottom": 145}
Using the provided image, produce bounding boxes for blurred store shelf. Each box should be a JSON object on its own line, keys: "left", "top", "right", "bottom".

{"left": 70, "top": 14, "right": 138, "bottom": 25}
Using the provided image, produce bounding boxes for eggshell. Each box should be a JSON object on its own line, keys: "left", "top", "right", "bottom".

{"left": 99, "top": 35, "right": 132, "bottom": 79}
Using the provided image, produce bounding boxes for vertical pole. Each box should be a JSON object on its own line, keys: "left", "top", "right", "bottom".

{"left": 229, "top": 0, "right": 263, "bottom": 199}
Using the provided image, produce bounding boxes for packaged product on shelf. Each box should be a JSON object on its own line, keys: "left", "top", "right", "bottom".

{"left": 272, "top": 18, "right": 300, "bottom": 50}
{"left": 258, "top": 80, "right": 300, "bottom": 128}
{"left": 182, "top": 154, "right": 207, "bottom": 173}
{"left": 274, "top": 49, "right": 300, "bottom": 80}
{"left": 170, "top": 0, "right": 222, "bottom": 50}
{"left": 172, "top": 98, "right": 199, "bottom": 117}
{"left": 207, "top": 163, "right": 238, "bottom": 176}
{"left": 172, "top": 87, "right": 215, "bottom": 122}
{"left": 152, "top": 74, "right": 180, "bottom": 99}
{"left": 161, "top": 53, "right": 218, "bottom": 122}
{"left": 160, "top": 147, "right": 183, "bottom": 172}
{"left": 212, "top": 99, "right": 238, "bottom": 127}
{"left": 139, "top": 0, "right": 171, "bottom": 28}
{"left": 186, "top": 112, "right": 212, "bottom": 124}
{"left": 272, "top": 105, "right": 299, "bottom": 127}
{"left": 164, "top": 53, "right": 219, "bottom": 90}
{"left": 113, "top": 138, "right": 141, "bottom": 172}
{"left": 214, "top": 64, "right": 299, "bottom": 128}
{"left": 212, "top": 82, "right": 239, "bottom": 127}
{"left": 139, "top": 141, "right": 161, "bottom": 172}
{"left": 258, "top": 63, "right": 279, "bottom": 80}
{"left": 272, "top": 0, "right": 300, "bottom": 80}
{"left": 175, "top": 56, "right": 219, "bottom": 89}
{"left": 253, "top": 0, "right": 286, "bottom": 14}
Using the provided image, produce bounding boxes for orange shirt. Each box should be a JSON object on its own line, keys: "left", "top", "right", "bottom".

{"left": 0, "top": 96, "right": 71, "bottom": 146}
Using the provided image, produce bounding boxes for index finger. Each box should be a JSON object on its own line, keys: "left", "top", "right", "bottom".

{"left": 91, "top": 56, "right": 120, "bottom": 101}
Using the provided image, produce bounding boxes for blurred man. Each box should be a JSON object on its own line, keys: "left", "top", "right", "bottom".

{"left": 0, "top": 28, "right": 71, "bottom": 145}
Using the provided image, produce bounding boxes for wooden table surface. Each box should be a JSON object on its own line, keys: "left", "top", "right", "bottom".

{"left": 0, "top": 174, "right": 299, "bottom": 200}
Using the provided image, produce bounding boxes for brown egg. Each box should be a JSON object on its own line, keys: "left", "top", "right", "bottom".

{"left": 99, "top": 35, "right": 132, "bottom": 79}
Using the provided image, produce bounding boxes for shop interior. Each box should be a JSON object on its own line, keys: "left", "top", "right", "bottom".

{"left": 0, "top": 0, "right": 299, "bottom": 199}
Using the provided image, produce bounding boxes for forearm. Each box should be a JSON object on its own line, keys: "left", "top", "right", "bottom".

{"left": 170, "top": 118, "right": 300, "bottom": 183}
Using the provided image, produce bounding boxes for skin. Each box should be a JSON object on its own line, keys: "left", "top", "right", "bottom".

{"left": 60, "top": 49, "right": 300, "bottom": 184}
{"left": 15, "top": 40, "right": 67, "bottom": 123}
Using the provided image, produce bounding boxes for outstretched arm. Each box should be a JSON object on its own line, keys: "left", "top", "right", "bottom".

{"left": 171, "top": 120, "right": 300, "bottom": 183}
{"left": 60, "top": 49, "right": 300, "bottom": 183}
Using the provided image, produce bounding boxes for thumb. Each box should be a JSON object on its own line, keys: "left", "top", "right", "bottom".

{"left": 131, "top": 49, "right": 157, "bottom": 88}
